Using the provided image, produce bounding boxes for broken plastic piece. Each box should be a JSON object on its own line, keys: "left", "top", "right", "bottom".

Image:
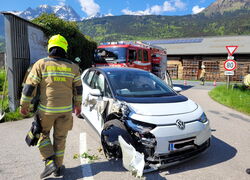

{"left": 118, "top": 136, "right": 145, "bottom": 178}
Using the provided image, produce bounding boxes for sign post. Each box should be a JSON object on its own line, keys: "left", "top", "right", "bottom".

{"left": 225, "top": 46, "right": 238, "bottom": 89}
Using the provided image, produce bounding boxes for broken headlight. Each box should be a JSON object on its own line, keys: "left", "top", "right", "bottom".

{"left": 120, "top": 103, "right": 130, "bottom": 117}
{"left": 126, "top": 119, "right": 156, "bottom": 134}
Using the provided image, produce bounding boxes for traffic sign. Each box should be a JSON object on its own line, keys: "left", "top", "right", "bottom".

{"left": 224, "top": 59, "right": 237, "bottom": 71}
{"left": 224, "top": 71, "right": 234, "bottom": 76}
{"left": 226, "top": 46, "right": 238, "bottom": 56}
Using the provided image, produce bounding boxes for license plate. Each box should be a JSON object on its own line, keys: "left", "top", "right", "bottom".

{"left": 169, "top": 138, "right": 195, "bottom": 151}
{"left": 169, "top": 143, "right": 176, "bottom": 151}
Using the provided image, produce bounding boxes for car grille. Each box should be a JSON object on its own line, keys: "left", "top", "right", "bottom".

{"left": 147, "top": 138, "right": 210, "bottom": 165}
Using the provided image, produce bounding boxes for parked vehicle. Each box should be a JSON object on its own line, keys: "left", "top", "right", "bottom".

{"left": 94, "top": 41, "right": 173, "bottom": 87}
{"left": 81, "top": 67, "right": 211, "bottom": 171}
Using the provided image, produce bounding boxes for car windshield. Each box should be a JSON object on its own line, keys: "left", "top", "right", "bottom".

{"left": 107, "top": 70, "right": 177, "bottom": 97}
{"left": 94, "top": 47, "right": 127, "bottom": 63}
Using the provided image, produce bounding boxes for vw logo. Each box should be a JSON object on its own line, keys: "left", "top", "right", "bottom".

{"left": 176, "top": 119, "right": 185, "bottom": 130}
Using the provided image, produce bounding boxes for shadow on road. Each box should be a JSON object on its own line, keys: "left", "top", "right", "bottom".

{"left": 90, "top": 159, "right": 126, "bottom": 175}
{"left": 228, "top": 113, "right": 250, "bottom": 123}
{"left": 173, "top": 84, "right": 193, "bottom": 91}
{"left": 165, "top": 135, "right": 237, "bottom": 174}
{"left": 208, "top": 110, "right": 250, "bottom": 123}
{"left": 85, "top": 159, "right": 167, "bottom": 179}
{"left": 45, "top": 166, "right": 84, "bottom": 180}
{"left": 46, "top": 136, "right": 237, "bottom": 179}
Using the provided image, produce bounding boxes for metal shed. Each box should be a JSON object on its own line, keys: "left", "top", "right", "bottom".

{"left": 3, "top": 12, "right": 47, "bottom": 111}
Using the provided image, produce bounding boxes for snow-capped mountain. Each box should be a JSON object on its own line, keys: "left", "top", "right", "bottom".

{"left": 18, "top": 4, "right": 81, "bottom": 21}
{"left": 82, "top": 12, "right": 114, "bottom": 20}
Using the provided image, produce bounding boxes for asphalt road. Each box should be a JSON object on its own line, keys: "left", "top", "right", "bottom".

{"left": 0, "top": 84, "right": 249, "bottom": 180}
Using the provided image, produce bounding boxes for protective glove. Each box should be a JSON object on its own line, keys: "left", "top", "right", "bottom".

{"left": 74, "top": 105, "right": 81, "bottom": 116}
{"left": 20, "top": 106, "right": 29, "bottom": 116}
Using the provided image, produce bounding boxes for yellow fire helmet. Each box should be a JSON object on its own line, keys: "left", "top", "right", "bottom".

{"left": 48, "top": 34, "right": 68, "bottom": 53}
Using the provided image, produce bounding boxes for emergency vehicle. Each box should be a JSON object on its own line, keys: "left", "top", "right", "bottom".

{"left": 94, "top": 41, "right": 173, "bottom": 86}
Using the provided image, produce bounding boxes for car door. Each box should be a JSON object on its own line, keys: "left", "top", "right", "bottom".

{"left": 82, "top": 69, "right": 97, "bottom": 128}
{"left": 127, "top": 48, "right": 137, "bottom": 68}
{"left": 82, "top": 70, "right": 111, "bottom": 134}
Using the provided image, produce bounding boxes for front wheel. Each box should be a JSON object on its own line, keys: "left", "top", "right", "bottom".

{"left": 101, "top": 119, "right": 134, "bottom": 159}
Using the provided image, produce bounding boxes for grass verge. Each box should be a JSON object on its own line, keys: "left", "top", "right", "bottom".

{"left": 209, "top": 85, "right": 250, "bottom": 115}
{"left": 0, "top": 68, "right": 26, "bottom": 123}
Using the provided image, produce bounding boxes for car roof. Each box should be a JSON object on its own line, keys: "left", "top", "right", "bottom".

{"left": 94, "top": 67, "right": 148, "bottom": 74}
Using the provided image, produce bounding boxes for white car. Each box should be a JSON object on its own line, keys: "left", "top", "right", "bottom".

{"left": 81, "top": 67, "right": 211, "bottom": 171}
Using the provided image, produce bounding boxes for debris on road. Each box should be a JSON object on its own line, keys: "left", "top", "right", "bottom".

{"left": 119, "top": 136, "right": 145, "bottom": 178}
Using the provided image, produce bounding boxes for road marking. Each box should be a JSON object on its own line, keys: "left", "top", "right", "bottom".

{"left": 80, "top": 132, "right": 94, "bottom": 180}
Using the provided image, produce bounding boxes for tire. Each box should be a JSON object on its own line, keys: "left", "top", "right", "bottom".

{"left": 103, "top": 119, "right": 126, "bottom": 130}
{"left": 101, "top": 119, "right": 135, "bottom": 159}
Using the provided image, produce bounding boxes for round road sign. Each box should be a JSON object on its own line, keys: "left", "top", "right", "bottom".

{"left": 224, "top": 59, "right": 237, "bottom": 71}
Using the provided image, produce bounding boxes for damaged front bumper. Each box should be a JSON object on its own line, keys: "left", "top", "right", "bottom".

{"left": 102, "top": 119, "right": 211, "bottom": 174}
{"left": 143, "top": 138, "right": 210, "bottom": 172}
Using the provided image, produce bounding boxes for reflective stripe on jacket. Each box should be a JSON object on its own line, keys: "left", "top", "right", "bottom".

{"left": 20, "top": 57, "right": 82, "bottom": 113}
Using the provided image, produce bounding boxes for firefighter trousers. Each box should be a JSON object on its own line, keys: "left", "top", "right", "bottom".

{"left": 37, "top": 110, "right": 73, "bottom": 167}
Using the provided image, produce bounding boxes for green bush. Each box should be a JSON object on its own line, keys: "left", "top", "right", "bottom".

{"left": 209, "top": 85, "right": 250, "bottom": 115}
{"left": 0, "top": 69, "right": 25, "bottom": 122}
{"left": 0, "top": 68, "right": 6, "bottom": 92}
{"left": 32, "top": 13, "right": 97, "bottom": 70}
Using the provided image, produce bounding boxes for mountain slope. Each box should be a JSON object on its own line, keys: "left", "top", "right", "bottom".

{"left": 78, "top": 9, "right": 250, "bottom": 42}
{"left": 203, "top": 0, "right": 250, "bottom": 16}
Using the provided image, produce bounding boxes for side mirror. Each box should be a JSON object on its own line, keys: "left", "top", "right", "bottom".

{"left": 90, "top": 89, "right": 102, "bottom": 96}
{"left": 173, "top": 86, "right": 182, "bottom": 93}
{"left": 75, "top": 57, "right": 81, "bottom": 63}
{"left": 128, "top": 59, "right": 133, "bottom": 64}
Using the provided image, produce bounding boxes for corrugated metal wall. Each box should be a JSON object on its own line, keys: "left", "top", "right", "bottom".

{"left": 0, "top": 53, "right": 5, "bottom": 68}
{"left": 3, "top": 13, "right": 33, "bottom": 111}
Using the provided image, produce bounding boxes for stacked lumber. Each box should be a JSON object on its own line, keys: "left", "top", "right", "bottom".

{"left": 182, "top": 60, "right": 199, "bottom": 80}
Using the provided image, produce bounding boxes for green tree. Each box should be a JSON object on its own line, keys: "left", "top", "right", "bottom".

{"left": 32, "top": 13, "right": 97, "bottom": 70}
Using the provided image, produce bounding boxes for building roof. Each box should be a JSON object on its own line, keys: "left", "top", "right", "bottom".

{"left": 144, "top": 36, "right": 250, "bottom": 56}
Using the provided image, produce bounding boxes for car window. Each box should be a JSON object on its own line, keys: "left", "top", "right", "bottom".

{"left": 138, "top": 49, "right": 142, "bottom": 61}
{"left": 104, "top": 82, "right": 112, "bottom": 98}
{"left": 91, "top": 72, "right": 105, "bottom": 93}
{"left": 143, "top": 50, "right": 149, "bottom": 61}
{"left": 128, "top": 49, "right": 137, "bottom": 61}
{"left": 83, "top": 70, "right": 95, "bottom": 86}
{"left": 107, "top": 71, "right": 176, "bottom": 97}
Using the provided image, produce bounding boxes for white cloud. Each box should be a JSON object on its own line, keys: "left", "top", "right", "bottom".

{"left": 105, "top": 13, "right": 114, "bottom": 17}
{"left": 192, "top": 5, "right": 205, "bottom": 14}
{"left": 122, "top": 0, "right": 185, "bottom": 16}
{"left": 78, "top": 0, "right": 100, "bottom": 17}
{"left": 174, "top": 0, "right": 186, "bottom": 9}
{"left": 163, "top": 1, "right": 176, "bottom": 11}
{"left": 150, "top": 5, "right": 163, "bottom": 14}
{"left": 122, "top": 8, "right": 150, "bottom": 15}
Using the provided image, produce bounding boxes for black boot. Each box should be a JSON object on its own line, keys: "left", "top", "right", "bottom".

{"left": 54, "top": 165, "right": 65, "bottom": 177}
{"left": 40, "top": 158, "right": 57, "bottom": 179}
{"left": 246, "top": 168, "right": 250, "bottom": 174}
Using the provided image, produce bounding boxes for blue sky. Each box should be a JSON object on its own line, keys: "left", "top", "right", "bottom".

{"left": 1, "top": 0, "right": 216, "bottom": 18}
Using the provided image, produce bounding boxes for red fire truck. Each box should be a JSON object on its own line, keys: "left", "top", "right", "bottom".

{"left": 94, "top": 41, "right": 173, "bottom": 86}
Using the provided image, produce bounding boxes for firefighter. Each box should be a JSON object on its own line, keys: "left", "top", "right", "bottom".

{"left": 20, "top": 34, "right": 82, "bottom": 179}
{"left": 199, "top": 65, "right": 206, "bottom": 85}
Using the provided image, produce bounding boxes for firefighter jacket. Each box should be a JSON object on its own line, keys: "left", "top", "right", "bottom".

{"left": 20, "top": 57, "right": 82, "bottom": 114}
